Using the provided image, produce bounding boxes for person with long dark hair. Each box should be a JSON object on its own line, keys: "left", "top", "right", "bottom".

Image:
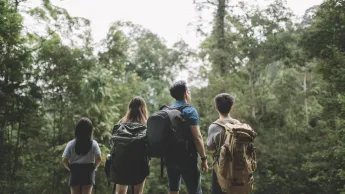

{"left": 120, "top": 96, "right": 148, "bottom": 125}
{"left": 114, "top": 96, "right": 149, "bottom": 194}
{"left": 62, "top": 117, "right": 102, "bottom": 194}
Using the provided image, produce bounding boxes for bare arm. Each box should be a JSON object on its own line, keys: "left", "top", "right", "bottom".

{"left": 62, "top": 157, "right": 70, "bottom": 171}
{"left": 190, "top": 125, "right": 207, "bottom": 158}
{"left": 94, "top": 154, "right": 102, "bottom": 170}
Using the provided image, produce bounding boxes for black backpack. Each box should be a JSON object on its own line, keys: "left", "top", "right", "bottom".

{"left": 105, "top": 122, "right": 149, "bottom": 194}
{"left": 147, "top": 104, "right": 196, "bottom": 176}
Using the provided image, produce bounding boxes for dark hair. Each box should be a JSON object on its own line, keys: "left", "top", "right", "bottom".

{"left": 169, "top": 80, "right": 188, "bottom": 101}
{"left": 121, "top": 96, "right": 148, "bottom": 125}
{"left": 215, "top": 93, "right": 235, "bottom": 115}
{"left": 75, "top": 117, "right": 93, "bottom": 156}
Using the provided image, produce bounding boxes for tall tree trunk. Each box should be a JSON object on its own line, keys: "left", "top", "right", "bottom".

{"left": 249, "top": 67, "right": 256, "bottom": 120}
{"left": 215, "top": 0, "right": 226, "bottom": 76}
{"left": 11, "top": 108, "right": 21, "bottom": 194}
{"left": 58, "top": 95, "right": 63, "bottom": 144}
{"left": 53, "top": 106, "right": 56, "bottom": 146}
{"left": 304, "top": 69, "right": 309, "bottom": 125}
{"left": 0, "top": 68, "right": 9, "bottom": 146}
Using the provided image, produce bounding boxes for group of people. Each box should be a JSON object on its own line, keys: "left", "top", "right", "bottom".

{"left": 62, "top": 80, "right": 246, "bottom": 194}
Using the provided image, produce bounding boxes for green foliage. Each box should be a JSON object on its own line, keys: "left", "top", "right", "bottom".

{"left": 194, "top": 0, "right": 341, "bottom": 194}
{"left": 2, "top": 0, "right": 345, "bottom": 193}
{"left": 0, "top": 1, "right": 43, "bottom": 193}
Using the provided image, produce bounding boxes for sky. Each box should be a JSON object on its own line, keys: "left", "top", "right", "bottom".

{"left": 45, "top": 0, "right": 323, "bottom": 49}
{"left": 26, "top": 0, "right": 323, "bottom": 83}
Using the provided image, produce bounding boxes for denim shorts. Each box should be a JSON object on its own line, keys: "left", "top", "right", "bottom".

{"left": 69, "top": 163, "right": 95, "bottom": 186}
{"left": 166, "top": 162, "right": 202, "bottom": 194}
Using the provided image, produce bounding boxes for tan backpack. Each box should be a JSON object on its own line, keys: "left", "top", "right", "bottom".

{"left": 212, "top": 119, "right": 257, "bottom": 194}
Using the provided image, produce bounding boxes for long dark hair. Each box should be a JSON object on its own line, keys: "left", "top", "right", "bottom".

{"left": 75, "top": 117, "right": 93, "bottom": 156}
{"left": 121, "top": 96, "right": 148, "bottom": 125}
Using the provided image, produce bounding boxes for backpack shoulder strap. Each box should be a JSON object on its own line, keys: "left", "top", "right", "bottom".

{"left": 112, "top": 122, "right": 122, "bottom": 134}
{"left": 177, "top": 104, "right": 191, "bottom": 111}
{"left": 213, "top": 119, "right": 227, "bottom": 128}
{"left": 211, "top": 119, "right": 231, "bottom": 163}
{"left": 169, "top": 104, "right": 191, "bottom": 112}
{"left": 213, "top": 117, "right": 241, "bottom": 127}
{"left": 159, "top": 105, "right": 170, "bottom": 110}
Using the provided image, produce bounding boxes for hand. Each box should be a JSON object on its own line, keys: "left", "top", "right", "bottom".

{"left": 201, "top": 159, "right": 209, "bottom": 172}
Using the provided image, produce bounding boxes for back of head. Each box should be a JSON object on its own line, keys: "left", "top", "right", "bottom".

{"left": 122, "top": 96, "right": 148, "bottom": 125}
{"left": 75, "top": 117, "right": 93, "bottom": 156}
{"left": 169, "top": 80, "right": 188, "bottom": 101}
{"left": 215, "top": 93, "right": 235, "bottom": 115}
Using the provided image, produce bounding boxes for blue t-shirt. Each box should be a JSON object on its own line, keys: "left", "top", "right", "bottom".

{"left": 171, "top": 101, "right": 199, "bottom": 126}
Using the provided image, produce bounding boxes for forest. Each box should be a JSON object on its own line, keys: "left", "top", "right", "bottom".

{"left": 1, "top": 0, "right": 345, "bottom": 193}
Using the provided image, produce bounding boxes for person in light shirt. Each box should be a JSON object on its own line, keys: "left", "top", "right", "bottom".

{"left": 62, "top": 117, "right": 102, "bottom": 194}
{"left": 207, "top": 93, "right": 240, "bottom": 194}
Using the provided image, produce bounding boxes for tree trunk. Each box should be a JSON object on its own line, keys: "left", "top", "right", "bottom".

{"left": 215, "top": 0, "right": 226, "bottom": 76}
{"left": 53, "top": 108, "right": 56, "bottom": 146}
{"left": 304, "top": 69, "right": 309, "bottom": 125}
{"left": 12, "top": 104, "right": 21, "bottom": 177}
{"left": 58, "top": 95, "right": 63, "bottom": 144}
{"left": 10, "top": 109, "right": 21, "bottom": 194}
{"left": 249, "top": 67, "right": 256, "bottom": 120}
{"left": 0, "top": 68, "right": 9, "bottom": 146}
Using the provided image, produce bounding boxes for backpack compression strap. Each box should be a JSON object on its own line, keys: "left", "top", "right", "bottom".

{"left": 212, "top": 119, "right": 232, "bottom": 164}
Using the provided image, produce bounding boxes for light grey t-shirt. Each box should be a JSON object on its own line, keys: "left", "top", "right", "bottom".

{"left": 207, "top": 118, "right": 240, "bottom": 151}
{"left": 62, "top": 139, "right": 101, "bottom": 164}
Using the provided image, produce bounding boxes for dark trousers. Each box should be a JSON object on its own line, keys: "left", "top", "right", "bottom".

{"left": 165, "top": 162, "right": 202, "bottom": 194}
{"left": 212, "top": 170, "right": 226, "bottom": 194}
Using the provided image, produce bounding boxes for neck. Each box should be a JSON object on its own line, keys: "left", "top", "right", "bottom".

{"left": 219, "top": 113, "right": 231, "bottom": 119}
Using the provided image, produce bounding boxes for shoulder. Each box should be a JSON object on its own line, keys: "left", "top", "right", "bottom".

{"left": 92, "top": 139, "right": 102, "bottom": 154}
{"left": 179, "top": 105, "right": 199, "bottom": 125}
{"left": 63, "top": 140, "right": 75, "bottom": 153}
{"left": 209, "top": 123, "right": 223, "bottom": 132}
{"left": 209, "top": 122, "right": 219, "bottom": 128}
{"left": 92, "top": 140, "right": 101, "bottom": 151}
{"left": 92, "top": 139, "right": 99, "bottom": 146}
{"left": 231, "top": 118, "right": 241, "bottom": 124}
{"left": 67, "top": 139, "right": 75, "bottom": 147}
{"left": 183, "top": 105, "right": 198, "bottom": 115}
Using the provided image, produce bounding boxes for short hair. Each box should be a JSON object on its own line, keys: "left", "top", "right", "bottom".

{"left": 170, "top": 80, "right": 188, "bottom": 101}
{"left": 214, "top": 93, "right": 235, "bottom": 115}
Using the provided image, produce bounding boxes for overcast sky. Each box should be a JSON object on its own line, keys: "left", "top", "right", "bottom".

{"left": 27, "top": 0, "right": 323, "bottom": 83}
{"left": 46, "top": 0, "right": 323, "bottom": 49}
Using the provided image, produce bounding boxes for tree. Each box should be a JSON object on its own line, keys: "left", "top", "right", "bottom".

{"left": 0, "top": 1, "right": 42, "bottom": 193}
{"left": 300, "top": 0, "right": 345, "bottom": 193}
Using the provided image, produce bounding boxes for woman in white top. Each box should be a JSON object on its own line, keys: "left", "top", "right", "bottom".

{"left": 62, "top": 117, "right": 102, "bottom": 194}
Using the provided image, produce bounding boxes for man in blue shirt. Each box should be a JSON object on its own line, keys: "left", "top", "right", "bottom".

{"left": 165, "top": 80, "right": 208, "bottom": 194}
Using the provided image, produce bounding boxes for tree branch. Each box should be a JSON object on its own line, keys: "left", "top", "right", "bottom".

{"left": 27, "top": 30, "right": 56, "bottom": 53}
{"left": 194, "top": 0, "right": 234, "bottom": 8}
{"left": 13, "top": 0, "right": 26, "bottom": 10}
{"left": 194, "top": 0, "right": 218, "bottom": 6}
